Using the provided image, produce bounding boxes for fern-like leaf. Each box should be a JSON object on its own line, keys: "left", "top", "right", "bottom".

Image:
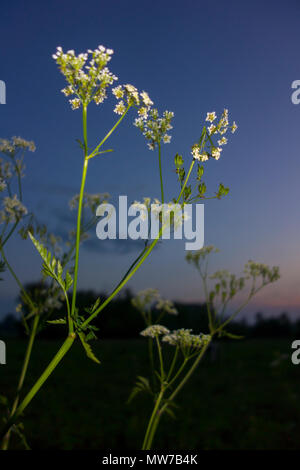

{"left": 128, "top": 376, "right": 152, "bottom": 403}
{"left": 29, "top": 232, "right": 73, "bottom": 292}
{"left": 78, "top": 332, "right": 100, "bottom": 364}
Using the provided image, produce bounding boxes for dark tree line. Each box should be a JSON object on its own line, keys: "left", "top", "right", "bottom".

{"left": 0, "top": 284, "right": 298, "bottom": 340}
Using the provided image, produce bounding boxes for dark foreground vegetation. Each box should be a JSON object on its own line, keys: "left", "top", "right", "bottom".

{"left": 1, "top": 338, "right": 299, "bottom": 449}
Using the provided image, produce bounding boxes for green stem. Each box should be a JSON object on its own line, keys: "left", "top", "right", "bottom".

{"left": 71, "top": 105, "right": 89, "bottom": 321}
{"left": 1, "top": 220, "right": 19, "bottom": 249}
{"left": 0, "top": 334, "right": 76, "bottom": 442}
{"left": 158, "top": 142, "right": 164, "bottom": 203}
{"left": 144, "top": 341, "right": 211, "bottom": 450}
{"left": 215, "top": 290, "right": 258, "bottom": 333}
{"left": 112, "top": 244, "right": 148, "bottom": 293}
{"left": 202, "top": 274, "right": 213, "bottom": 333}
{"left": 15, "top": 161, "right": 23, "bottom": 202}
{"left": 82, "top": 234, "right": 162, "bottom": 328}
{"left": 148, "top": 338, "right": 155, "bottom": 384}
{"left": 177, "top": 160, "right": 195, "bottom": 203}
{"left": 155, "top": 335, "right": 164, "bottom": 380}
{"left": 166, "top": 357, "right": 188, "bottom": 389}
{"left": 161, "top": 340, "right": 211, "bottom": 414}
{"left": 146, "top": 410, "right": 162, "bottom": 450}
{"left": 88, "top": 105, "right": 131, "bottom": 159}
{"left": 142, "top": 389, "right": 165, "bottom": 450}
{"left": 166, "top": 346, "right": 179, "bottom": 381}
{"left": 1, "top": 314, "right": 39, "bottom": 450}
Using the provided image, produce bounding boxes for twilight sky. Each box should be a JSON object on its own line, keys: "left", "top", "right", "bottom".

{"left": 0, "top": 0, "right": 300, "bottom": 320}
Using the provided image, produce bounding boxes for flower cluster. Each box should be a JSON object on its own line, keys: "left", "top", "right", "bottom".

{"left": 191, "top": 109, "right": 237, "bottom": 162}
{"left": 134, "top": 108, "right": 174, "bottom": 150}
{"left": 205, "top": 109, "right": 237, "bottom": 135}
{"left": 17, "top": 284, "right": 64, "bottom": 317}
{"left": 131, "top": 198, "right": 189, "bottom": 229}
{"left": 0, "top": 158, "right": 13, "bottom": 182}
{"left": 69, "top": 192, "right": 110, "bottom": 213}
{"left": 244, "top": 261, "right": 280, "bottom": 284}
{"left": 156, "top": 299, "right": 178, "bottom": 315}
{"left": 0, "top": 194, "right": 28, "bottom": 224}
{"left": 112, "top": 85, "right": 153, "bottom": 116}
{"left": 186, "top": 245, "right": 219, "bottom": 270}
{"left": 132, "top": 288, "right": 178, "bottom": 316}
{"left": 140, "top": 324, "right": 170, "bottom": 338}
{"left": 162, "top": 328, "right": 211, "bottom": 351}
{"left": 53, "top": 46, "right": 118, "bottom": 109}
{"left": 132, "top": 288, "right": 160, "bottom": 311}
{"left": 209, "top": 270, "right": 245, "bottom": 303}
{"left": 0, "top": 137, "right": 36, "bottom": 156}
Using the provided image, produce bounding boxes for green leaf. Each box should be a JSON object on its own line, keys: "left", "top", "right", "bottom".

{"left": 64, "top": 271, "right": 73, "bottom": 291}
{"left": 184, "top": 185, "right": 192, "bottom": 201}
{"left": 197, "top": 165, "right": 204, "bottom": 181}
{"left": 127, "top": 376, "right": 152, "bottom": 403}
{"left": 84, "top": 297, "right": 101, "bottom": 315}
{"left": 76, "top": 138, "right": 85, "bottom": 150}
{"left": 28, "top": 232, "right": 73, "bottom": 293}
{"left": 174, "top": 153, "right": 184, "bottom": 168}
{"left": 198, "top": 182, "right": 206, "bottom": 196}
{"left": 78, "top": 332, "right": 100, "bottom": 364}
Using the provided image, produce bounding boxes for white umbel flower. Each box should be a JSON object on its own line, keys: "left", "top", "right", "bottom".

{"left": 140, "top": 324, "right": 170, "bottom": 338}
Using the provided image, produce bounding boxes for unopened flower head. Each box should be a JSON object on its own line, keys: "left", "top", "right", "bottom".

{"left": 140, "top": 324, "right": 170, "bottom": 338}
{"left": 244, "top": 261, "right": 280, "bottom": 284}
{"left": 210, "top": 270, "right": 245, "bottom": 301}
{"left": 53, "top": 45, "right": 118, "bottom": 108}
{"left": 186, "top": 245, "right": 219, "bottom": 271}
{"left": 134, "top": 108, "right": 174, "bottom": 151}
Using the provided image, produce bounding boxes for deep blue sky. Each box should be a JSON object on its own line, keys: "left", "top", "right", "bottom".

{"left": 1, "top": 0, "right": 300, "bottom": 320}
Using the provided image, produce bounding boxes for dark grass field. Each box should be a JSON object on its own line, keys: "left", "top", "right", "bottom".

{"left": 1, "top": 338, "right": 300, "bottom": 450}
